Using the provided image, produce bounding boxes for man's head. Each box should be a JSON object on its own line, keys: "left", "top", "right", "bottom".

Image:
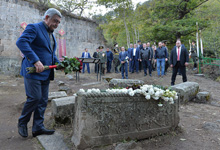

{"left": 114, "top": 43, "right": 118, "bottom": 47}
{"left": 147, "top": 42, "right": 150, "bottom": 47}
{"left": 96, "top": 48, "right": 99, "bottom": 52}
{"left": 162, "top": 41, "right": 167, "bottom": 47}
{"left": 158, "top": 42, "right": 162, "bottom": 48}
{"left": 43, "top": 8, "right": 62, "bottom": 31}
{"left": 192, "top": 40, "right": 195, "bottom": 45}
{"left": 98, "top": 46, "right": 104, "bottom": 52}
{"left": 138, "top": 40, "right": 141, "bottom": 45}
{"left": 106, "top": 48, "right": 110, "bottom": 52}
{"left": 143, "top": 43, "right": 147, "bottom": 48}
{"left": 121, "top": 47, "right": 125, "bottom": 51}
{"left": 134, "top": 44, "right": 137, "bottom": 48}
{"left": 85, "top": 48, "right": 88, "bottom": 52}
{"left": 130, "top": 44, "right": 133, "bottom": 48}
{"left": 176, "top": 40, "right": 181, "bottom": 48}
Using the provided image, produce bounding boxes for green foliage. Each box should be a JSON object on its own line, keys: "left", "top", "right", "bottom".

{"left": 96, "top": 0, "right": 220, "bottom": 52}
{"left": 58, "top": 56, "right": 81, "bottom": 75}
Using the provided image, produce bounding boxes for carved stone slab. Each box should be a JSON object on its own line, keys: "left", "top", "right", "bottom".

{"left": 71, "top": 92, "right": 179, "bottom": 149}
{"left": 109, "top": 79, "right": 144, "bottom": 88}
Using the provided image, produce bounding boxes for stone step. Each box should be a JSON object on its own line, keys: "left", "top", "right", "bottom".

{"left": 37, "top": 132, "right": 69, "bottom": 150}
{"left": 52, "top": 96, "right": 76, "bottom": 124}
{"left": 48, "top": 91, "right": 67, "bottom": 101}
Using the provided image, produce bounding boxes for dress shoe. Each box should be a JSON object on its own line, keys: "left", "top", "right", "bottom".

{"left": 150, "top": 74, "right": 152, "bottom": 77}
{"left": 32, "top": 128, "right": 55, "bottom": 137}
{"left": 18, "top": 125, "right": 28, "bottom": 138}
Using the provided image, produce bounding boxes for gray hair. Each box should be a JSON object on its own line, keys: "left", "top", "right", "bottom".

{"left": 43, "top": 8, "right": 62, "bottom": 20}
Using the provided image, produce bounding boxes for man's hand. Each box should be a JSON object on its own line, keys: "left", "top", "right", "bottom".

{"left": 130, "top": 58, "right": 132, "bottom": 61}
{"left": 155, "top": 59, "right": 157, "bottom": 63}
{"left": 149, "top": 59, "right": 151, "bottom": 61}
{"left": 139, "top": 59, "right": 142, "bottom": 62}
{"left": 34, "top": 61, "right": 44, "bottom": 73}
{"left": 170, "top": 64, "right": 173, "bottom": 68}
{"left": 121, "top": 61, "right": 125, "bottom": 64}
{"left": 185, "top": 62, "right": 189, "bottom": 66}
{"left": 165, "top": 58, "right": 168, "bottom": 61}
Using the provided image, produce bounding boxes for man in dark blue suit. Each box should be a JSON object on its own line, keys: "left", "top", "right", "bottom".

{"left": 16, "top": 8, "right": 62, "bottom": 138}
{"left": 170, "top": 40, "right": 189, "bottom": 85}
{"left": 130, "top": 44, "right": 139, "bottom": 73}
{"left": 106, "top": 48, "right": 113, "bottom": 73}
{"left": 81, "top": 48, "right": 91, "bottom": 73}
{"left": 127, "top": 44, "right": 133, "bottom": 72}
{"left": 137, "top": 40, "right": 143, "bottom": 72}
{"left": 119, "top": 47, "right": 129, "bottom": 79}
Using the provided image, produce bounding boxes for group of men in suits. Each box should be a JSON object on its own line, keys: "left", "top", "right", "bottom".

{"left": 81, "top": 46, "right": 113, "bottom": 75}
{"left": 115, "top": 39, "right": 189, "bottom": 85}
{"left": 80, "top": 39, "right": 190, "bottom": 85}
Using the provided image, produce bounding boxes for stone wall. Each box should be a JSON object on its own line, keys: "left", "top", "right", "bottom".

{"left": 72, "top": 91, "right": 179, "bottom": 149}
{"left": 0, "top": 0, "right": 106, "bottom": 75}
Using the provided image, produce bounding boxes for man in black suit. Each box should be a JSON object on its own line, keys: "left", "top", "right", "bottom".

{"left": 137, "top": 40, "right": 143, "bottom": 72}
{"left": 93, "top": 48, "right": 99, "bottom": 73}
{"left": 170, "top": 40, "right": 189, "bottom": 86}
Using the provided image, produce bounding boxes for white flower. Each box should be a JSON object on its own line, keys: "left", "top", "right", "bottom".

{"left": 121, "top": 89, "right": 128, "bottom": 94}
{"left": 79, "top": 89, "right": 85, "bottom": 93}
{"left": 175, "top": 96, "right": 178, "bottom": 100}
{"left": 152, "top": 96, "right": 159, "bottom": 100}
{"left": 145, "top": 94, "right": 151, "bottom": 100}
{"left": 155, "top": 91, "right": 160, "bottom": 97}
{"left": 158, "top": 103, "right": 163, "bottom": 107}
{"left": 169, "top": 97, "right": 173, "bottom": 102}
{"left": 148, "top": 88, "right": 155, "bottom": 95}
{"left": 169, "top": 101, "right": 174, "bottom": 104}
{"left": 128, "top": 91, "right": 135, "bottom": 96}
{"left": 87, "top": 89, "right": 92, "bottom": 93}
{"left": 135, "top": 89, "right": 142, "bottom": 94}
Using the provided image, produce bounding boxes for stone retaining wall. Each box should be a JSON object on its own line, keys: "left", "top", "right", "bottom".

{"left": 71, "top": 91, "right": 179, "bottom": 149}
{"left": 0, "top": 0, "right": 106, "bottom": 75}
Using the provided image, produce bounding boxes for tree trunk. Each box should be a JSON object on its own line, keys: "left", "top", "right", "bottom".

{"left": 123, "top": 10, "right": 130, "bottom": 48}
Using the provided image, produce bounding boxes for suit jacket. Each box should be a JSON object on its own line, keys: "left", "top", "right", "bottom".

{"left": 16, "top": 21, "right": 60, "bottom": 81}
{"left": 130, "top": 48, "right": 140, "bottom": 60}
{"left": 93, "top": 52, "right": 98, "bottom": 58}
{"left": 170, "top": 46, "right": 189, "bottom": 66}
{"left": 119, "top": 51, "right": 129, "bottom": 63}
{"left": 106, "top": 51, "right": 113, "bottom": 62}
{"left": 127, "top": 48, "right": 133, "bottom": 59}
{"left": 81, "top": 52, "right": 91, "bottom": 58}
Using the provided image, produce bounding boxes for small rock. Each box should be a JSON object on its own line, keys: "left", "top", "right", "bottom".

{"left": 194, "top": 74, "right": 205, "bottom": 77}
{"left": 66, "top": 75, "right": 74, "bottom": 80}
{"left": 59, "top": 85, "right": 72, "bottom": 94}
{"left": 115, "top": 141, "right": 137, "bottom": 150}
{"left": 57, "top": 81, "right": 65, "bottom": 86}
{"left": 195, "top": 92, "right": 212, "bottom": 103}
{"left": 202, "top": 122, "right": 220, "bottom": 132}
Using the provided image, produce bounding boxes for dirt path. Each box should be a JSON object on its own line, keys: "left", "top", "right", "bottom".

{"left": 0, "top": 68, "right": 220, "bottom": 150}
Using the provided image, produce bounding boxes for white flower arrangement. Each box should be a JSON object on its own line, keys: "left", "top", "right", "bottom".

{"left": 77, "top": 84, "right": 178, "bottom": 107}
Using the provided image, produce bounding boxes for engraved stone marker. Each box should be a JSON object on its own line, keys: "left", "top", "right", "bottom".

{"left": 71, "top": 92, "right": 179, "bottom": 149}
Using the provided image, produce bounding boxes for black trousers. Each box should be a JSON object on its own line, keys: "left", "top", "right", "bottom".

{"left": 171, "top": 61, "right": 187, "bottom": 85}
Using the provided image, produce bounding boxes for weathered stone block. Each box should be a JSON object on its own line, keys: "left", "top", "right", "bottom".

{"left": 195, "top": 92, "right": 212, "bottom": 103}
{"left": 52, "top": 96, "right": 75, "bottom": 124}
{"left": 71, "top": 92, "right": 179, "bottom": 149}
{"left": 109, "top": 79, "right": 144, "bottom": 88}
{"left": 59, "top": 85, "right": 72, "bottom": 94}
{"left": 171, "top": 82, "right": 199, "bottom": 104}
{"left": 48, "top": 91, "right": 67, "bottom": 101}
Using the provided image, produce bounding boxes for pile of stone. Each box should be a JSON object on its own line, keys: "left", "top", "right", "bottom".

{"left": 171, "top": 82, "right": 212, "bottom": 104}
